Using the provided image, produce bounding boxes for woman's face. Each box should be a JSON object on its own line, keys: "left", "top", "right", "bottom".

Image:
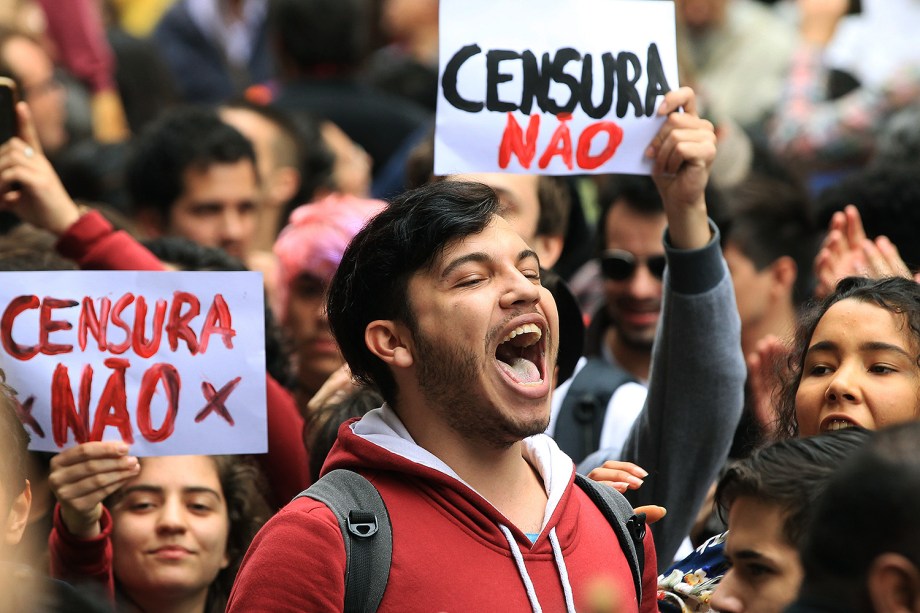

{"left": 795, "top": 299, "right": 920, "bottom": 436}
{"left": 110, "top": 456, "right": 230, "bottom": 606}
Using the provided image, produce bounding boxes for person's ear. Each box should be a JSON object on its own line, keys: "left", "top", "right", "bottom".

{"left": 868, "top": 553, "right": 920, "bottom": 613}
{"left": 768, "top": 255, "right": 797, "bottom": 299}
{"left": 365, "top": 320, "right": 414, "bottom": 369}
{"left": 3, "top": 480, "right": 31, "bottom": 547}
{"left": 533, "top": 234, "right": 564, "bottom": 271}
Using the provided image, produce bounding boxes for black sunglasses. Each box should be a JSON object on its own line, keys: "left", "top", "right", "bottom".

{"left": 600, "top": 249, "right": 667, "bottom": 281}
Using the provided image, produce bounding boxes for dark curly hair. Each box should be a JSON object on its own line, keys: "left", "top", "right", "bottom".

{"left": 207, "top": 455, "right": 271, "bottom": 612}
{"left": 776, "top": 276, "right": 920, "bottom": 438}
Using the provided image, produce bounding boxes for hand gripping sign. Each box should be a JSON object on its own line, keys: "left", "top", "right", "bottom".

{"left": 0, "top": 271, "right": 268, "bottom": 456}
{"left": 435, "top": 0, "right": 679, "bottom": 176}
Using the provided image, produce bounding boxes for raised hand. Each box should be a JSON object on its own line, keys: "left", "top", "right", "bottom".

{"left": 814, "top": 205, "right": 913, "bottom": 299}
{"left": 48, "top": 442, "right": 140, "bottom": 538}
{"left": 746, "top": 334, "right": 790, "bottom": 441}
{"left": 646, "top": 87, "right": 716, "bottom": 250}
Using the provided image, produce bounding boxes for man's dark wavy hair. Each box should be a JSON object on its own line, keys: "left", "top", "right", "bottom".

{"left": 126, "top": 107, "right": 255, "bottom": 220}
{"left": 326, "top": 181, "right": 499, "bottom": 405}
{"left": 799, "top": 421, "right": 920, "bottom": 605}
{"left": 715, "top": 428, "right": 873, "bottom": 548}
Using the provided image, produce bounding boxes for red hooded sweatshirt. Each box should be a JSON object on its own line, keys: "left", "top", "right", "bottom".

{"left": 228, "top": 405, "right": 658, "bottom": 612}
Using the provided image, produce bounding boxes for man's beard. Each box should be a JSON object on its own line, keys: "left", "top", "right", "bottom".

{"left": 412, "top": 324, "right": 550, "bottom": 449}
{"left": 616, "top": 323, "right": 656, "bottom": 351}
{"left": 608, "top": 301, "right": 659, "bottom": 352}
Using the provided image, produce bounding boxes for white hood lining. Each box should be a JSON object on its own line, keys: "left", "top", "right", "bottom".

{"left": 352, "top": 404, "right": 574, "bottom": 533}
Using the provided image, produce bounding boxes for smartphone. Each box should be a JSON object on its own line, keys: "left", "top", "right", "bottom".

{"left": 847, "top": 0, "right": 862, "bottom": 15}
{"left": 0, "top": 77, "right": 19, "bottom": 145}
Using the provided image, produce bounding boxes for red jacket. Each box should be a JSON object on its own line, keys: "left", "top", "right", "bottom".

{"left": 48, "top": 505, "right": 116, "bottom": 598}
{"left": 55, "top": 211, "right": 310, "bottom": 507}
{"left": 228, "top": 408, "right": 658, "bottom": 612}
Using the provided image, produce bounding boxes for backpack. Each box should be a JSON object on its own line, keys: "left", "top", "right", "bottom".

{"left": 298, "top": 468, "right": 647, "bottom": 613}
{"left": 554, "top": 357, "right": 636, "bottom": 464}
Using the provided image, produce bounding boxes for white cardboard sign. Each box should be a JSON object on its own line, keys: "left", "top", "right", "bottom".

{"left": 0, "top": 271, "right": 268, "bottom": 456}
{"left": 435, "top": 0, "right": 679, "bottom": 176}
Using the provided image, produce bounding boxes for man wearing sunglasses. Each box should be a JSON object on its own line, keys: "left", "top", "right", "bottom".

{"left": 551, "top": 177, "right": 671, "bottom": 468}
{"left": 594, "top": 176, "right": 670, "bottom": 382}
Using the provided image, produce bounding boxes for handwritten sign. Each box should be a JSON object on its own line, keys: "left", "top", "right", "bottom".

{"left": 0, "top": 271, "right": 268, "bottom": 456}
{"left": 434, "top": 0, "right": 679, "bottom": 176}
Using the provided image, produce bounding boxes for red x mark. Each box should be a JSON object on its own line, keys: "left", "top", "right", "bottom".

{"left": 15, "top": 395, "right": 45, "bottom": 438}
{"left": 195, "top": 377, "right": 241, "bottom": 426}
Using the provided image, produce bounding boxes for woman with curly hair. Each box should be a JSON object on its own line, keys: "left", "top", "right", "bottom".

{"left": 48, "top": 443, "right": 270, "bottom": 613}
{"left": 776, "top": 275, "right": 920, "bottom": 438}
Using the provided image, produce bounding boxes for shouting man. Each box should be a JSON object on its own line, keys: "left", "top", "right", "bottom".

{"left": 228, "top": 87, "right": 716, "bottom": 612}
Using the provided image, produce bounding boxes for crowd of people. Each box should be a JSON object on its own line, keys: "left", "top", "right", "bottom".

{"left": 2, "top": 0, "right": 920, "bottom": 611}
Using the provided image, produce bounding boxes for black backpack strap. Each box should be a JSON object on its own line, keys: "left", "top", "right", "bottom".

{"left": 575, "top": 473, "right": 646, "bottom": 604}
{"left": 296, "top": 469, "right": 392, "bottom": 613}
{"left": 556, "top": 358, "right": 636, "bottom": 463}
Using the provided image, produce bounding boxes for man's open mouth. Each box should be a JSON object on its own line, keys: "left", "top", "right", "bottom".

{"left": 495, "top": 323, "right": 545, "bottom": 385}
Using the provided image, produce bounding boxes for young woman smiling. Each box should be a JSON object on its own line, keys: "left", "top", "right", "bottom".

{"left": 48, "top": 442, "right": 269, "bottom": 613}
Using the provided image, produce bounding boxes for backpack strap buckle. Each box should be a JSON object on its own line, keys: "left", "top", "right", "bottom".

{"left": 347, "top": 510, "right": 379, "bottom": 538}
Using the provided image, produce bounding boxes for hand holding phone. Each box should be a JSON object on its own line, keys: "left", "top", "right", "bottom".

{"left": 0, "top": 90, "right": 82, "bottom": 234}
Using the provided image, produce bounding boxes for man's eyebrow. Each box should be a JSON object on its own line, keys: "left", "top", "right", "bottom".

{"left": 518, "top": 249, "right": 540, "bottom": 266}
{"left": 440, "top": 252, "right": 491, "bottom": 280}
{"left": 439, "top": 250, "right": 540, "bottom": 280}
{"left": 732, "top": 549, "right": 769, "bottom": 562}
{"left": 190, "top": 201, "right": 223, "bottom": 210}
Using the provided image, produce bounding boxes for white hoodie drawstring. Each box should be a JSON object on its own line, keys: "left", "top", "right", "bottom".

{"left": 499, "top": 525, "right": 577, "bottom": 613}
{"left": 548, "top": 527, "right": 576, "bottom": 612}
{"left": 500, "top": 525, "right": 542, "bottom": 613}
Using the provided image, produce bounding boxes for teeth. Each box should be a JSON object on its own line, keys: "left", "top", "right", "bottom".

{"left": 502, "top": 323, "right": 542, "bottom": 345}
{"left": 826, "top": 419, "right": 855, "bottom": 431}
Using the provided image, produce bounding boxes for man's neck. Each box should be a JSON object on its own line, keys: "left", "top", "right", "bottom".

{"left": 445, "top": 440, "right": 548, "bottom": 533}
{"left": 397, "top": 404, "right": 549, "bottom": 533}
{"left": 605, "top": 327, "right": 651, "bottom": 381}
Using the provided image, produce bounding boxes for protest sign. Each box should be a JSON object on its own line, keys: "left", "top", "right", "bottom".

{"left": 0, "top": 271, "right": 267, "bottom": 456}
{"left": 435, "top": 0, "right": 679, "bottom": 176}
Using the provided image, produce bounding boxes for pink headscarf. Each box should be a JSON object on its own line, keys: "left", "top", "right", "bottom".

{"left": 273, "top": 193, "right": 386, "bottom": 321}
